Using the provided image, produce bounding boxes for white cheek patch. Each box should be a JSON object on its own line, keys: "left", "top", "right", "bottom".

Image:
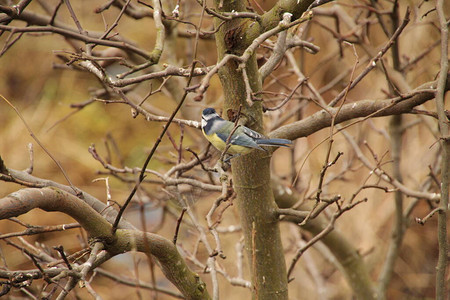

{"left": 201, "top": 119, "right": 207, "bottom": 128}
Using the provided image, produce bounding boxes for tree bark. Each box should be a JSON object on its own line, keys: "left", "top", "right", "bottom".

{"left": 212, "top": 1, "right": 299, "bottom": 298}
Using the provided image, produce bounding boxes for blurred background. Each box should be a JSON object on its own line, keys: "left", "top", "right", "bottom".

{"left": 0, "top": 0, "right": 448, "bottom": 299}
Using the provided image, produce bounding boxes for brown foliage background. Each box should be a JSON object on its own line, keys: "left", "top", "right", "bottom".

{"left": 0, "top": 0, "right": 448, "bottom": 299}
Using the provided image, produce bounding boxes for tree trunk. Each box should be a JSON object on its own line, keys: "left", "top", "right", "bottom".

{"left": 213, "top": 1, "right": 289, "bottom": 299}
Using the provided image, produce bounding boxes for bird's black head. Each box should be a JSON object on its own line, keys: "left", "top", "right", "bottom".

{"left": 202, "top": 108, "right": 217, "bottom": 116}
{"left": 201, "top": 108, "right": 222, "bottom": 131}
{"left": 202, "top": 108, "right": 221, "bottom": 122}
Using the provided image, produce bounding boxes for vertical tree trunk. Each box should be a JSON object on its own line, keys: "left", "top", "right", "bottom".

{"left": 213, "top": 1, "right": 289, "bottom": 299}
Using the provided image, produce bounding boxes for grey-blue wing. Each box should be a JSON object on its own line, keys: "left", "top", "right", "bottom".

{"left": 216, "top": 131, "right": 263, "bottom": 150}
{"left": 241, "top": 126, "right": 265, "bottom": 139}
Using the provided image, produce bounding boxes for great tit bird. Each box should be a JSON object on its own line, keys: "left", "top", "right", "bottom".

{"left": 201, "top": 108, "right": 292, "bottom": 155}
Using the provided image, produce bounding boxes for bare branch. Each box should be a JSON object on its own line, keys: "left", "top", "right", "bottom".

{"left": 259, "top": 13, "right": 292, "bottom": 82}
{"left": 0, "top": 187, "right": 210, "bottom": 299}
{"left": 270, "top": 80, "right": 448, "bottom": 142}
{"left": 434, "top": 1, "right": 449, "bottom": 297}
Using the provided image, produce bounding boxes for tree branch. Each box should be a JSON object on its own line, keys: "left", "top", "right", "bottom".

{"left": 269, "top": 78, "right": 449, "bottom": 141}
{"left": 434, "top": 1, "right": 449, "bottom": 298}
{"left": 0, "top": 187, "right": 211, "bottom": 299}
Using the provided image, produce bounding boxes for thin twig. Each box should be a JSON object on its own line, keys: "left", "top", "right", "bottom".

{"left": 415, "top": 207, "right": 443, "bottom": 225}
{"left": 328, "top": 8, "right": 410, "bottom": 107}
{"left": 172, "top": 208, "right": 186, "bottom": 245}
{"left": 287, "top": 198, "right": 367, "bottom": 279}
{"left": 0, "top": 94, "right": 80, "bottom": 196}
{"left": 111, "top": 64, "right": 201, "bottom": 234}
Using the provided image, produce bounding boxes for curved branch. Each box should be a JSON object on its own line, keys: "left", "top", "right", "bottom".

{"left": 1, "top": 167, "right": 135, "bottom": 230}
{"left": 0, "top": 24, "right": 150, "bottom": 59}
{"left": 0, "top": 188, "right": 113, "bottom": 238}
{"left": 0, "top": 187, "right": 211, "bottom": 299}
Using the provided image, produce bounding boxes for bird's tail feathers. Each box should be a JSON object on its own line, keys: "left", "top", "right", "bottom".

{"left": 256, "top": 138, "right": 292, "bottom": 147}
